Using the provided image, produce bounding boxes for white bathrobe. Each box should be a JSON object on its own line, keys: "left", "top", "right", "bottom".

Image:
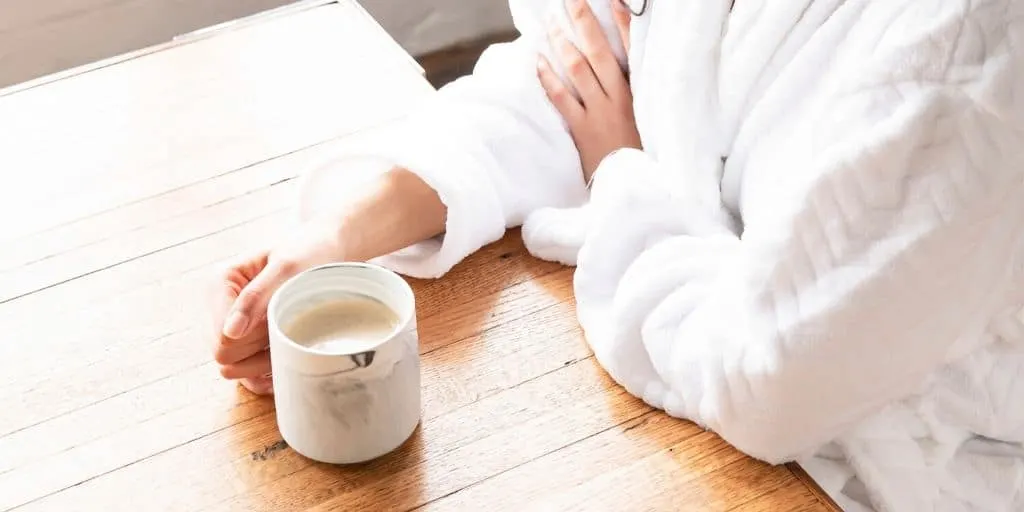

{"left": 301, "top": 0, "right": 1024, "bottom": 510}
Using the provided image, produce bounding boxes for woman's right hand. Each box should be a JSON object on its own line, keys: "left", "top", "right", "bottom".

{"left": 210, "top": 219, "right": 350, "bottom": 394}
{"left": 209, "top": 167, "right": 448, "bottom": 395}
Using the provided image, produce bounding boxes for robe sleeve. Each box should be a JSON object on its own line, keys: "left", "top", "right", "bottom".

{"left": 574, "top": 81, "right": 1023, "bottom": 463}
{"left": 299, "top": 0, "right": 627, "bottom": 279}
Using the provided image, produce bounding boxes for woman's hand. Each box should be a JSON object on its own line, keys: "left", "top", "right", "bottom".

{"left": 209, "top": 167, "right": 448, "bottom": 395}
{"left": 210, "top": 219, "right": 348, "bottom": 395}
{"left": 538, "top": 0, "right": 640, "bottom": 183}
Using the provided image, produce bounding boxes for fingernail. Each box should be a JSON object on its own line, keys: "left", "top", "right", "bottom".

{"left": 223, "top": 310, "right": 249, "bottom": 339}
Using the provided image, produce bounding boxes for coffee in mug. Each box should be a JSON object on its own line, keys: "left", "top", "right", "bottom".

{"left": 283, "top": 295, "right": 399, "bottom": 353}
{"left": 268, "top": 263, "right": 420, "bottom": 464}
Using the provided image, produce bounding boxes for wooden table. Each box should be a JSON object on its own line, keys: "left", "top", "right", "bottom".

{"left": 0, "top": 1, "right": 839, "bottom": 510}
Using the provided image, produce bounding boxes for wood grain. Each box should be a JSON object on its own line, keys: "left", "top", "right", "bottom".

{"left": 0, "top": 3, "right": 839, "bottom": 511}
{"left": 787, "top": 463, "right": 845, "bottom": 511}
{"left": 2, "top": 265, "right": 583, "bottom": 511}
{"left": 732, "top": 480, "right": 833, "bottom": 512}
{"left": 0, "top": 1, "right": 427, "bottom": 243}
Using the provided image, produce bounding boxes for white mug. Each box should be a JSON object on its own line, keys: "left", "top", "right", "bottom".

{"left": 267, "top": 262, "right": 420, "bottom": 464}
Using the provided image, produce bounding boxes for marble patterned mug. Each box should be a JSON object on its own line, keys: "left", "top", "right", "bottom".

{"left": 267, "top": 263, "right": 420, "bottom": 464}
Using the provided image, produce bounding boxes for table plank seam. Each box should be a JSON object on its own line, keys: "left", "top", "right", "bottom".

{"left": 407, "top": 407, "right": 659, "bottom": 512}
{"left": 716, "top": 457, "right": 795, "bottom": 511}
{"left": 0, "top": 331, "right": 186, "bottom": 435}
{"left": 9, "top": 305, "right": 592, "bottom": 509}
{"left": 4, "top": 176, "right": 296, "bottom": 272}
{"left": 418, "top": 274, "right": 567, "bottom": 358}
{"left": 2, "top": 244, "right": 269, "bottom": 346}
{"left": 545, "top": 430, "right": 738, "bottom": 512}
{"left": 197, "top": 356, "right": 609, "bottom": 511}
{"left": 1, "top": 117, "right": 400, "bottom": 247}
{"left": 786, "top": 464, "right": 842, "bottom": 512}
{"left": 10, "top": 395, "right": 275, "bottom": 511}
{"left": 0, "top": 351, "right": 210, "bottom": 445}
{"left": 5, "top": 285, "right": 572, "bottom": 450}
{"left": 0, "top": 0, "right": 354, "bottom": 99}
{"left": 0, "top": 210, "right": 283, "bottom": 305}
{"left": 2, "top": 244, "right": 566, "bottom": 445}
{"left": 0, "top": 325, "right": 181, "bottom": 394}
{"left": 424, "top": 352, "right": 596, "bottom": 422}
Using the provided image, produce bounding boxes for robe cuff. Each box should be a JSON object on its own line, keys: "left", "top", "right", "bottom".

{"left": 588, "top": 148, "right": 737, "bottom": 238}
{"left": 298, "top": 118, "right": 507, "bottom": 279}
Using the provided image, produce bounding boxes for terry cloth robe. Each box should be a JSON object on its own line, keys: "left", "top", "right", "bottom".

{"left": 299, "top": 0, "right": 1024, "bottom": 510}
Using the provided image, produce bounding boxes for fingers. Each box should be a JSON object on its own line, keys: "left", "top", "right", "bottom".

{"left": 222, "top": 260, "right": 296, "bottom": 339}
{"left": 611, "top": 0, "right": 631, "bottom": 54}
{"left": 210, "top": 250, "right": 269, "bottom": 340}
{"left": 208, "top": 250, "right": 283, "bottom": 394}
{"left": 214, "top": 321, "right": 269, "bottom": 366}
{"left": 240, "top": 376, "right": 274, "bottom": 396}
{"left": 222, "top": 250, "right": 270, "bottom": 287}
{"left": 565, "top": 0, "right": 624, "bottom": 90}
{"left": 548, "top": 24, "right": 604, "bottom": 105}
{"left": 219, "top": 349, "right": 271, "bottom": 380}
{"left": 537, "top": 55, "right": 584, "bottom": 122}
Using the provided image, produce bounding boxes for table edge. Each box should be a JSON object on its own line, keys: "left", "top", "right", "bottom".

{"left": 0, "top": 0, "right": 424, "bottom": 99}
{"left": 786, "top": 462, "right": 843, "bottom": 511}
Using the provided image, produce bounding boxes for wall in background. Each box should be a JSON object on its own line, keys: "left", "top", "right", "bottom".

{"left": 363, "top": 0, "right": 512, "bottom": 57}
{"left": 0, "top": 0, "right": 513, "bottom": 89}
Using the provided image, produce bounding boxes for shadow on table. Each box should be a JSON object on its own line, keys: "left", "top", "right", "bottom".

{"left": 227, "top": 413, "right": 427, "bottom": 511}
{"left": 225, "top": 231, "right": 580, "bottom": 510}
{"left": 315, "top": 423, "right": 429, "bottom": 510}
{"left": 407, "top": 230, "right": 564, "bottom": 362}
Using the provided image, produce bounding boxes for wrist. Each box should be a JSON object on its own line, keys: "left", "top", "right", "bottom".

{"left": 586, "top": 148, "right": 627, "bottom": 190}
{"left": 305, "top": 166, "right": 445, "bottom": 265}
{"left": 310, "top": 172, "right": 395, "bottom": 263}
{"left": 329, "top": 210, "right": 368, "bottom": 262}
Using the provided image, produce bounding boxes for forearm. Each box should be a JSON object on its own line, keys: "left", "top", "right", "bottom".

{"left": 293, "top": 2, "right": 626, "bottom": 276}
{"left": 326, "top": 167, "right": 447, "bottom": 262}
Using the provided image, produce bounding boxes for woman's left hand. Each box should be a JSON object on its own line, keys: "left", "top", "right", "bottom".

{"left": 538, "top": 0, "right": 641, "bottom": 184}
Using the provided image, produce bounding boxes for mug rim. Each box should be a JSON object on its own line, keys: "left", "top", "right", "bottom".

{"left": 267, "top": 262, "right": 415, "bottom": 357}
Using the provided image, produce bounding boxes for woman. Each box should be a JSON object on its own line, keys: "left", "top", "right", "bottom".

{"left": 210, "top": 0, "right": 1024, "bottom": 509}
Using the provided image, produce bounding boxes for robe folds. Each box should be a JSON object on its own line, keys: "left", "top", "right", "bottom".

{"left": 301, "top": 1, "right": 1024, "bottom": 509}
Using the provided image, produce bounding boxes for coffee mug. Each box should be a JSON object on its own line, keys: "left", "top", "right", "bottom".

{"left": 267, "top": 262, "right": 420, "bottom": 464}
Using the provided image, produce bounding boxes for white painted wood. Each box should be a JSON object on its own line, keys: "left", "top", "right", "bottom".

{"left": 0, "top": 0, "right": 513, "bottom": 88}
{"left": 0, "top": 0, "right": 296, "bottom": 88}
{"left": 0, "top": 0, "right": 434, "bottom": 243}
